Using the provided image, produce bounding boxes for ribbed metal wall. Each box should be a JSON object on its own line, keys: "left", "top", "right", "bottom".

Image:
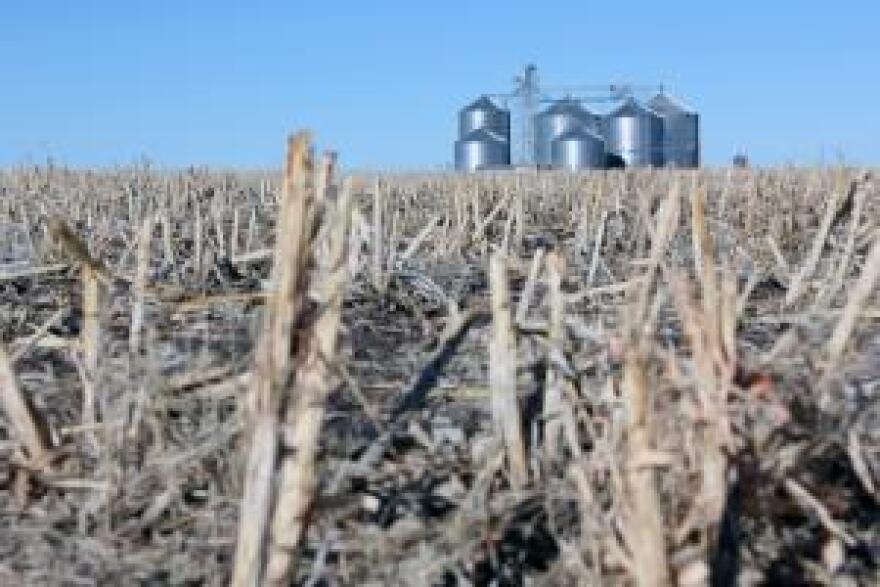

{"left": 534, "top": 100, "right": 598, "bottom": 166}
{"left": 647, "top": 93, "right": 699, "bottom": 168}
{"left": 454, "top": 129, "right": 510, "bottom": 171}
{"left": 550, "top": 128, "right": 605, "bottom": 171}
{"left": 602, "top": 98, "right": 664, "bottom": 167}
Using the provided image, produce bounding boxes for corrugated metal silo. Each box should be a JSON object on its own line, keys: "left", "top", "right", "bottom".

{"left": 550, "top": 128, "right": 605, "bottom": 171}
{"left": 534, "top": 100, "right": 599, "bottom": 166}
{"left": 602, "top": 98, "right": 664, "bottom": 167}
{"left": 454, "top": 129, "right": 510, "bottom": 171}
{"left": 458, "top": 96, "right": 510, "bottom": 143}
{"left": 647, "top": 93, "right": 699, "bottom": 168}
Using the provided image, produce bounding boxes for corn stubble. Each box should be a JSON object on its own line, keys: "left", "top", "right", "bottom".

{"left": 0, "top": 159, "right": 879, "bottom": 584}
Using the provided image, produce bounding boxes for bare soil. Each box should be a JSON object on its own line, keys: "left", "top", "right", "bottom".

{"left": 1, "top": 165, "right": 879, "bottom": 585}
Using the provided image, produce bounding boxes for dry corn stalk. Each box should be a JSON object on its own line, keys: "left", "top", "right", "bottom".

{"left": 826, "top": 232, "right": 880, "bottom": 368}
{"left": 0, "top": 263, "right": 68, "bottom": 282}
{"left": 245, "top": 206, "right": 257, "bottom": 253}
{"left": 784, "top": 182, "right": 843, "bottom": 307}
{"left": 371, "top": 179, "right": 384, "bottom": 291}
{"left": 542, "top": 252, "right": 564, "bottom": 459}
{"left": 46, "top": 217, "right": 114, "bottom": 285}
{"left": 213, "top": 206, "right": 226, "bottom": 254}
{"left": 266, "top": 180, "right": 352, "bottom": 585}
{"left": 679, "top": 185, "right": 735, "bottom": 553}
{"left": 620, "top": 345, "right": 670, "bottom": 587}
{"left": 0, "top": 345, "right": 51, "bottom": 469}
{"left": 130, "top": 215, "right": 153, "bottom": 354}
{"left": 488, "top": 251, "right": 528, "bottom": 489}
{"left": 161, "top": 213, "right": 175, "bottom": 265}
{"left": 616, "top": 183, "right": 682, "bottom": 586}
{"left": 80, "top": 266, "right": 101, "bottom": 438}
{"left": 81, "top": 267, "right": 101, "bottom": 375}
{"left": 629, "top": 180, "right": 680, "bottom": 329}
{"left": 315, "top": 150, "right": 336, "bottom": 203}
{"left": 690, "top": 183, "right": 720, "bottom": 351}
{"left": 823, "top": 183, "right": 868, "bottom": 305}
{"left": 400, "top": 213, "right": 441, "bottom": 263}
{"left": 515, "top": 247, "right": 544, "bottom": 324}
{"left": 194, "top": 203, "right": 203, "bottom": 279}
{"left": 233, "top": 133, "right": 351, "bottom": 586}
{"left": 385, "top": 207, "right": 401, "bottom": 276}
{"left": 513, "top": 192, "right": 525, "bottom": 251}
{"left": 232, "top": 133, "right": 314, "bottom": 587}
{"left": 230, "top": 207, "right": 240, "bottom": 259}
{"left": 587, "top": 209, "right": 608, "bottom": 287}
{"left": 475, "top": 190, "right": 511, "bottom": 240}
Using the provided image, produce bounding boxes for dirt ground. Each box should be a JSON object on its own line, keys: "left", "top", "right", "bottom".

{"left": 1, "top": 164, "right": 879, "bottom": 585}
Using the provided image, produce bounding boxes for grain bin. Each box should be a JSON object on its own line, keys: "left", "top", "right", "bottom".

{"left": 454, "top": 128, "right": 510, "bottom": 171}
{"left": 534, "top": 99, "right": 600, "bottom": 166}
{"left": 550, "top": 127, "right": 605, "bottom": 171}
{"left": 458, "top": 96, "right": 511, "bottom": 143}
{"left": 647, "top": 92, "right": 699, "bottom": 168}
{"left": 602, "top": 98, "right": 664, "bottom": 167}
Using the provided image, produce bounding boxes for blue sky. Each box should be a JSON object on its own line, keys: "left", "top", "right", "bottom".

{"left": 1, "top": 0, "right": 877, "bottom": 169}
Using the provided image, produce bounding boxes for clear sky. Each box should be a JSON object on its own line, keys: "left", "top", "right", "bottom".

{"left": 1, "top": 0, "right": 877, "bottom": 169}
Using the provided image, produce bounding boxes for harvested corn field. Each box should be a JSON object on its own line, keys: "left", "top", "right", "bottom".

{"left": 1, "top": 138, "right": 880, "bottom": 585}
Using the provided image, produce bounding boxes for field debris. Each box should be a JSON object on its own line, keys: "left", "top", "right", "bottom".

{"left": 0, "top": 156, "right": 879, "bottom": 584}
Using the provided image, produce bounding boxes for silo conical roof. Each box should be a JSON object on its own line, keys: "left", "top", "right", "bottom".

{"left": 543, "top": 99, "right": 595, "bottom": 117}
{"left": 462, "top": 95, "right": 503, "bottom": 113}
{"left": 647, "top": 92, "right": 695, "bottom": 116}
{"left": 609, "top": 97, "right": 656, "bottom": 118}
{"left": 546, "top": 99, "right": 577, "bottom": 112}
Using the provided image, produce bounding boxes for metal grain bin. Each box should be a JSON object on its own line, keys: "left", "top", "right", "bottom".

{"left": 551, "top": 127, "right": 605, "bottom": 171}
{"left": 648, "top": 92, "right": 699, "bottom": 168}
{"left": 458, "top": 96, "right": 510, "bottom": 143}
{"left": 454, "top": 128, "right": 510, "bottom": 171}
{"left": 534, "top": 99, "right": 599, "bottom": 166}
{"left": 602, "top": 98, "right": 664, "bottom": 167}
